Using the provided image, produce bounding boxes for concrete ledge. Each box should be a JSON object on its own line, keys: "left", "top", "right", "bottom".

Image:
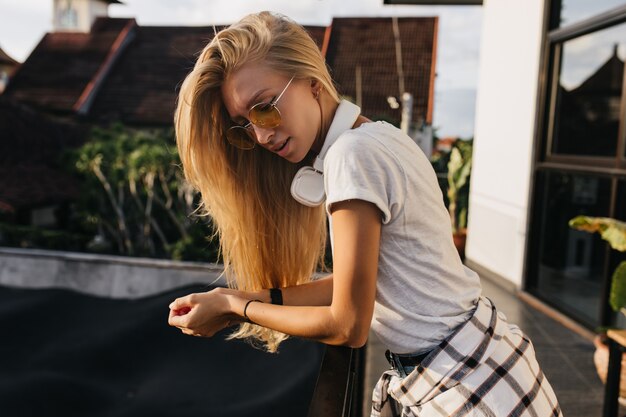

{"left": 0, "top": 247, "right": 226, "bottom": 299}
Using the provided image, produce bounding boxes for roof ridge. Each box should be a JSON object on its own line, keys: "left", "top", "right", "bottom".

{"left": 73, "top": 18, "right": 137, "bottom": 115}
{"left": 0, "top": 45, "right": 18, "bottom": 65}
{"left": 321, "top": 23, "right": 332, "bottom": 57}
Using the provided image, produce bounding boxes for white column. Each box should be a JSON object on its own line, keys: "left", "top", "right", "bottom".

{"left": 466, "top": 0, "right": 546, "bottom": 287}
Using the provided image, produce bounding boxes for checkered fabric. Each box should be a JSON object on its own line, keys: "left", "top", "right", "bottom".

{"left": 371, "top": 297, "right": 563, "bottom": 417}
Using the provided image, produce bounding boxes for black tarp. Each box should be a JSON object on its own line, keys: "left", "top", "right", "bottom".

{"left": 0, "top": 284, "right": 325, "bottom": 417}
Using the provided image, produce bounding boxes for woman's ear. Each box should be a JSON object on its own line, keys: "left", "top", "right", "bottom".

{"left": 310, "top": 79, "right": 321, "bottom": 99}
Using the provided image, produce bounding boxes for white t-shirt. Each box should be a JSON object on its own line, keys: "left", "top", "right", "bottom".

{"left": 324, "top": 121, "right": 482, "bottom": 354}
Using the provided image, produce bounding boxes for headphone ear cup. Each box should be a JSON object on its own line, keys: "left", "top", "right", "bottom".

{"left": 291, "top": 166, "right": 325, "bottom": 207}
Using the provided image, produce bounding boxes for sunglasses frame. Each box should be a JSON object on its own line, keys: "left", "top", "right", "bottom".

{"left": 226, "top": 75, "right": 296, "bottom": 150}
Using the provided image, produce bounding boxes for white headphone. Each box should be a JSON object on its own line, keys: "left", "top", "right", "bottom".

{"left": 290, "top": 100, "right": 361, "bottom": 207}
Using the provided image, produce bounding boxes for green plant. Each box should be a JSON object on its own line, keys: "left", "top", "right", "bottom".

{"left": 62, "top": 124, "right": 219, "bottom": 261}
{"left": 569, "top": 216, "right": 626, "bottom": 313}
{"left": 447, "top": 140, "right": 472, "bottom": 234}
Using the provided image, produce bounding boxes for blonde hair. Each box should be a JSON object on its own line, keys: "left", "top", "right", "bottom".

{"left": 175, "top": 12, "right": 340, "bottom": 352}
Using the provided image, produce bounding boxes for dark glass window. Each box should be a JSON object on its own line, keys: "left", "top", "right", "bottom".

{"left": 550, "top": 23, "right": 625, "bottom": 157}
{"left": 528, "top": 171, "right": 611, "bottom": 327}
{"left": 527, "top": 0, "right": 626, "bottom": 331}
{"left": 557, "top": 0, "right": 626, "bottom": 28}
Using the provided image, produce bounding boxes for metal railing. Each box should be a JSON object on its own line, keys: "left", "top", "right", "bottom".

{"left": 307, "top": 345, "right": 366, "bottom": 417}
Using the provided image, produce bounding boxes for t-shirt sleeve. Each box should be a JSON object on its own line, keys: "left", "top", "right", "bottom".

{"left": 323, "top": 132, "right": 406, "bottom": 224}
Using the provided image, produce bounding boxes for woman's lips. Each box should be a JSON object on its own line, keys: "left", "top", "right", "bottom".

{"left": 275, "top": 138, "right": 291, "bottom": 156}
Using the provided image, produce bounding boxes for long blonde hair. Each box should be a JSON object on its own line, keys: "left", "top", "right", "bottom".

{"left": 175, "top": 12, "right": 340, "bottom": 352}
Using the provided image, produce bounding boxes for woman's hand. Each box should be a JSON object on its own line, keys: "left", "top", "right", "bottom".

{"left": 168, "top": 287, "right": 242, "bottom": 337}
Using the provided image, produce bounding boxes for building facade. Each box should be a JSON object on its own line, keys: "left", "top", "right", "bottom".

{"left": 467, "top": 0, "right": 626, "bottom": 332}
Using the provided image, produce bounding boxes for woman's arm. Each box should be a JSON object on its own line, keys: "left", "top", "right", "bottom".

{"left": 168, "top": 199, "right": 381, "bottom": 347}
{"left": 225, "top": 274, "right": 334, "bottom": 306}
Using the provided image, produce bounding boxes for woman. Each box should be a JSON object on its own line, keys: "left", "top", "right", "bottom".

{"left": 169, "top": 11, "right": 562, "bottom": 416}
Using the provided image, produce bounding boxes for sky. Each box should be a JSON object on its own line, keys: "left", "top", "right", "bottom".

{"left": 0, "top": 0, "right": 483, "bottom": 138}
{"left": 560, "top": 23, "right": 626, "bottom": 90}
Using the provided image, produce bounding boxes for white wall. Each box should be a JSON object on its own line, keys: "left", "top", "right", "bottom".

{"left": 466, "top": 0, "right": 545, "bottom": 287}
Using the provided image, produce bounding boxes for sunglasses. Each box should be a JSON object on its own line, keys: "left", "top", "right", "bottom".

{"left": 226, "top": 76, "right": 295, "bottom": 150}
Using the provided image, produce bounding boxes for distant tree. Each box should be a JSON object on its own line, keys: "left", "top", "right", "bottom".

{"left": 65, "top": 124, "right": 218, "bottom": 261}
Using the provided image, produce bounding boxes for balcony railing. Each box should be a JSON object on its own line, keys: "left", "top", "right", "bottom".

{"left": 307, "top": 345, "right": 366, "bottom": 417}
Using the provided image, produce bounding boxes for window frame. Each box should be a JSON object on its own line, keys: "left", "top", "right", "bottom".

{"left": 525, "top": 0, "right": 626, "bottom": 329}
{"left": 540, "top": 4, "right": 626, "bottom": 170}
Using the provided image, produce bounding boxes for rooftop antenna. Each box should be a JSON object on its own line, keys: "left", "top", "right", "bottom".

{"left": 392, "top": 16, "right": 413, "bottom": 135}
{"left": 392, "top": 16, "right": 405, "bottom": 98}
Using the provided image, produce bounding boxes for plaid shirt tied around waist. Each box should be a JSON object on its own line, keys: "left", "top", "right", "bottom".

{"left": 371, "top": 297, "right": 563, "bottom": 417}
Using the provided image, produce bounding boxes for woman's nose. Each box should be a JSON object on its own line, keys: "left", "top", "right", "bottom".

{"left": 253, "top": 125, "right": 274, "bottom": 145}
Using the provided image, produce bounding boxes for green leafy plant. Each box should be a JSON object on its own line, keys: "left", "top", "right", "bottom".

{"left": 63, "top": 124, "right": 218, "bottom": 261}
{"left": 447, "top": 140, "right": 472, "bottom": 234}
{"left": 569, "top": 216, "right": 626, "bottom": 313}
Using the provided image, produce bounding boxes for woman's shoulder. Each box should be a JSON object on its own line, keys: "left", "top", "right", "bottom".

{"left": 328, "top": 121, "right": 402, "bottom": 153}
{"left": 325, "top": 123, "right": 392, "bottom": 164}
{"left": 323, "top": 122, "right": 411, "bottom": 186}
{"left": 327, "top": 121, "right": 419, "bottom": 164}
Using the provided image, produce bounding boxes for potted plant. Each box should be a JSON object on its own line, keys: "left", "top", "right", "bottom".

{"left": 569, "top": 215, "right": 626, "bottom": 398}
{"left": 447, "top": 140, "right": 472, "bottom": 259}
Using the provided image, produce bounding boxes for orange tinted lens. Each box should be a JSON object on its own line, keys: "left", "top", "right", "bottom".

{"left": 226, "top": 126, "right": 256, "bottom": 150}
{"left": 249, "top": 103, "right": 281, "bottom": 128}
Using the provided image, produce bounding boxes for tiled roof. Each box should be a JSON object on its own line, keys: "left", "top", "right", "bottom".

{"left": 90, "top": 24, "right": 328, "bottom": 126}
{"left": 5, "top": 17, "right": 435, "bottom": 127}
{"left": 0, "top": 45, "right": 18, "bottom": 66}
{"left": 88, "top": 25, "right": 216, "bottom": 125}
{"left": 325, "top": 17, "right": 437, "bottom": 125}
{"left": 0, "top": 164, "right": 81, "bottom": 213}
{"left": 4, "top": 18, "right": 136, "bottom": 114}
{"left": 304, "top": 25, "right": 329, "bottom": 50}
{"left": 0, "top": 97, "right": 85, "bottom": 212}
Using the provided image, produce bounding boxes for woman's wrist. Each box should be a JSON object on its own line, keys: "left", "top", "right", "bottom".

{"left": 243, "top": 299, "right": 263, "bottom": 323}
{"left": 218, "top": 287, "right": 273, "bottom": 311}
{"left": 225, "top": 293, "right": 251, "bottom": 320}
{"left": 215, "top": 287, "right": 270, "bottom": 303}
{"left": 226, "top": 294, "right": 266, "bottom": 324}
{"left": 244, "top": 289, "right": 272, "bottom": 304}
